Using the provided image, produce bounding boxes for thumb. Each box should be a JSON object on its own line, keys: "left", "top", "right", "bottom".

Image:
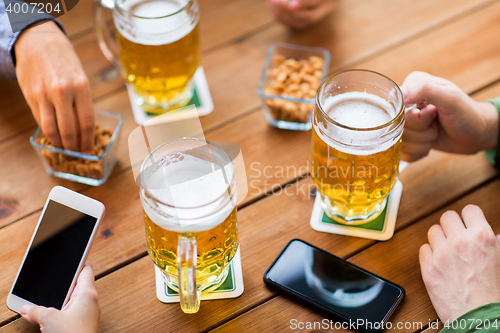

{"left": 21, "top": 304, "right": 52, "bottom": 325}
{"left": 401, "top": 71, "right": 459, "bottom": 109}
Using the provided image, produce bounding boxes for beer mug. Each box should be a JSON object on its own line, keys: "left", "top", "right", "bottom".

{"left": 310, "top": 69, "right": 407, "bottom": 224}
{"left": 139, "top": 138, "right": 239, "bottom": 313}
{"left": 95, "top": 0, "right": 200, "bottom": 113}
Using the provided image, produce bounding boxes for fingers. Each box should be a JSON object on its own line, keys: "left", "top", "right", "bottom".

{"left": 402, "top": 140, "right": 433, "bottom": 155}
{"left": 401, "top": 152, "right": 427, "bottom": 162}
{"left": 496, "top": 234, "right": 500, "bottom": 246}
{"left": 21, "top": 304, "right": 54, "bottom": 325}
{"left": 51, "top": 82, "right": 79, "bottom": 152}
{"left": 428, "top": 224, "right": 446, "bottom": 250}
{"left": 39, "top": 101, "right": 63, "bottom": 148}
{"left": 402, "top": 126, "right": 438, "bottom": 144}
{"left": 269, "top": 0, "right": 334, "bottom": 29}
{"left": 74, "top": 262, "right": 97, "bottom": 295}
{"left": 74, "top": 78, "right": 95, "bottom": 154}
{"left": 405, "top": 105, "right": 438, "bottom": 131}
{"left": 440, "top": 210, "right": 465, "bottom": 237}
{"left": 289, "top": 0, "right": 323, "bottom": 8}
{"left": 419, "top": 243, "right": 433, "bottom": 266}
{"left": 461, "top": 205, "right": 494, "bottom": 235}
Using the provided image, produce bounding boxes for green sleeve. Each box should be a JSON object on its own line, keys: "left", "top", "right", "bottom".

{"left": 440, "top": 302, "right": 500, "bottom": 333}
{"left": 486, "top": 97, "right": 500, "bottom": 165}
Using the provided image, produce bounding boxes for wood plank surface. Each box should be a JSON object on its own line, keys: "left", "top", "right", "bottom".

{"left": 2, "top": 0, "right": 500, "bottom": 332}
{"left": 210, "top": 179, "right": 500, "bottom": 333}
{"left": 59, "top": 0, "right": 275, "bottom": 49}
{"left": 0, "top": 177, "right": 373, "bottom": 330}
{"left": 1, "top": 149, "right": 497, "bottom": 329}
{"left": 0, "top": 0, "right": 273, "bottom": 144}
{"left": 0, "top": 0, "right": 490, "bottom": 144}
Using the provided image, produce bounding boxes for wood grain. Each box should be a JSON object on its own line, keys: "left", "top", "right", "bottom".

{"left": 0, "top": 177, "right": 373, "bottom": 329}
{"left": 1, "top": 0, "right": 490, "bottom": 144}
{"left": 209, "top": 180, "right": 500, "bottom": 333}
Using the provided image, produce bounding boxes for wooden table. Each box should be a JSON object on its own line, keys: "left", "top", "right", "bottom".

{"left": 1, "top": 0, "right": 500, "bottom": 332}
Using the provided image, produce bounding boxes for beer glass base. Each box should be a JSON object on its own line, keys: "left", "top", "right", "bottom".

{"left": 322, "top": 197, "right": 388, "bottom": 225}
{"left": 127, "top": 81, "right": 194, "bottom": 114}
{"left": 160, "top": 265, "right": 230, "bottom": 295}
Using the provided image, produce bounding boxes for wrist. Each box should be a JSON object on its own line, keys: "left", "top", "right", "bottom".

{"left": 14, "top": 20, "right": 60, "bottom": 57}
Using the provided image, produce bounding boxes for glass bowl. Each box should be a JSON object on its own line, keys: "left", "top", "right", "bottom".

{"left": 258, "top": 43, "right": 330, "bottom": 131}
{"left": 30, "top": 110, "right": 123, "bottom": 186}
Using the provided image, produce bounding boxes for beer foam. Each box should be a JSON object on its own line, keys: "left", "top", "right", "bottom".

{"left": 142, "top": 153, "right": 235, "bottom": 232}
{"left": 315, "top": 92, "right": 401, "bottom": 155}
{"left": 115, "top": 0, "right": 197, "bottom": 45}
{"left": 324, "top": 92, "right": 395, "bottom": 128}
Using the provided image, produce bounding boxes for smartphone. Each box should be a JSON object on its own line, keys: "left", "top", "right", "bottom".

{"left": 7, "top": 186, "right": 105, "bottom": 313}
{"left": 263, "top": 239, "right": 405, "bottom": 332}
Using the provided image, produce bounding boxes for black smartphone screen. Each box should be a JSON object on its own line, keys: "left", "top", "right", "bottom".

{"left": 265, "top": 240, "right": 404, "bottom": 328}
{"left": 12, "top": 200, "right": 97, "bottom": 309}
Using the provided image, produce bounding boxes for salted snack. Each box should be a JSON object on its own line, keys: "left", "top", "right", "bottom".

{"left": 38, "top": 123, "right": 113, "bottom": 180}
{"left": 263, "top": 54, "right": 324, "bottom": 123}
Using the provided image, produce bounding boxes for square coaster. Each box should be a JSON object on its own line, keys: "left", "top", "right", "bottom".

{"left": 129, "top": 67, "right": 214, "bottom": 125}
{"left": 310, "top": 180, "right": 403, "bottom": 241}
{"left": 155, "top": 247, "right": 244, "bottom": 303}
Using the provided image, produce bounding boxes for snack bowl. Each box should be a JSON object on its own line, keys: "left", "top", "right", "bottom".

{"left": 258, "top": 43, "right": 330, "bottom": 131}
{"left": 30, "top": 110, "right": 123, "bottom": 186}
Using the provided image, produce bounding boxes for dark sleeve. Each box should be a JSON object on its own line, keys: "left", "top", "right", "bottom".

{"left": 0, "top": 0, "right": 64, "bottom": 80}
{"left": 440, "top": 302, "right": 500, "bottom": 333}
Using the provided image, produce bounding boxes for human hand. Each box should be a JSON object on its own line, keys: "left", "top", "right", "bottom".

{"left": 267, "top": 0, "right": 336, "bottom": 30}
{"left": 419, "top": 205, "right": 500, "bottom": 323}
{"left": 15, "top": 21, "right": 95, "bottom": 153}
{"left": 400, "top": 71, "right": 498, "bottom": 162}
{"left": 20, "top": 262, "right": 100, "bottom": 333}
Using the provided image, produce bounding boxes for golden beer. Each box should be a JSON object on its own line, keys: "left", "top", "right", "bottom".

{"left": 139, "top": 139, "right": 239, "bottom": 313}
{"left": 144, "top": 205, "right": 239, "bottom": 290}
{"left": 310, "top": 70, "right": 405, "bottom": 224}
{"left": 114, "top": 0, "right": 200, "bottom": 112}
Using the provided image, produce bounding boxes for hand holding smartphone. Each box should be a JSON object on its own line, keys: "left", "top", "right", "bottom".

{"left": 264, "top": 239, "right": 405, "bottom": 332}
{"left": 7, "top": 186, "right": 105, "bottom": 313}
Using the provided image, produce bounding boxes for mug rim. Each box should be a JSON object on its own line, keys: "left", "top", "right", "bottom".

{"left": 315, "top": 69, "right": 405, "bottom": 132}
{"left": 115, "top": 0, "right": 194, "bottom": 20}
{"left": 139, "top": 137, "right": 236, "bottom": 210}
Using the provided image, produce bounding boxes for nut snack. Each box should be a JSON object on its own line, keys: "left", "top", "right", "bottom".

{"left": 263, "top": 54, "right": 324, "bottom": 123}
{"left": 258, "top": 43, "right": 330, "bottom": 131}
{"left": 38, "top": 123, "right": 113, "bottom": 180}
{"left": 30, "top": 110, "right": 123, "bottom": 186}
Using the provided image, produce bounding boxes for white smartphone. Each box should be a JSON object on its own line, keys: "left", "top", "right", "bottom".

{"left": 7, "top": 186, "right": 105, "bottom": 313}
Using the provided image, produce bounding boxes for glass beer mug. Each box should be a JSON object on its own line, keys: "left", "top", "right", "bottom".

{"left": 310, "top": 69, "right": 407, "bottom": 224}
{"left": 139, "top": 138, "right": 239, "bottom": 313}
{"left": 95, "top": 0, "right": 200, "bottom": 113}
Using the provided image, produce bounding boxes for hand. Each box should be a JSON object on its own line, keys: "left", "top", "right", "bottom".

{"left": 21, "top": 262, "right": 100, "bottom": 333}
{"left": 267, "top": 0, "right": 336, "bottom": 30}
{"left": 15, "top": 21, "right": 95, "bottom": 153}
{"left": 419, "top": 205, "right": 500, "bottom": 323}
{"left": 401, "top": 71, "right": 498, "bottom": 162}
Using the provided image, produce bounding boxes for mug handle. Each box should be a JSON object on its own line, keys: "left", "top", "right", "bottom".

{"left": 93, "top": 0, "right": 119, "bottom": 66}
{"left": 177, "top": 235, "right": 201, "bottom": 313}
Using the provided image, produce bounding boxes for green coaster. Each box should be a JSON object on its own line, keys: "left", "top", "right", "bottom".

{"left": 310, "top": 180, "right": 403, "bottom": 241}
{"left": 146, "top": 82, "right": 202, "bottom": 117}
{"left": 165, "top": 263, "right": 236, "bottom": 296}
{"left": 130, "top": 67, "right": 214, "bottom": 125}
{"left": 321, "top": 197, "right": 388, "bottom": 232}
{"left": 155, "top": 247, "right": 244, "bottom": 303}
